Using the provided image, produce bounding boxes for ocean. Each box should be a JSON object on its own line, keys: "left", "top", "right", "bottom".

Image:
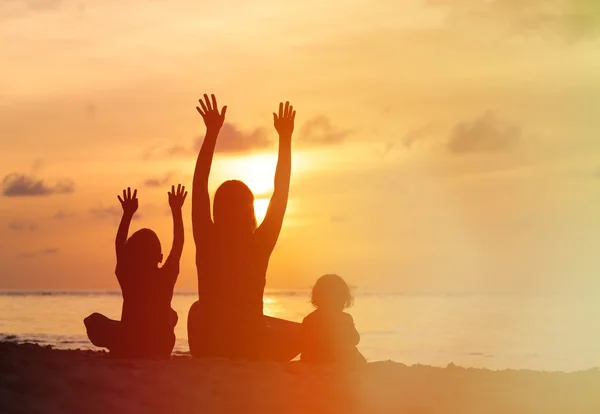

{"left": 1, "top": 290, "right": 599, "bottom": 372}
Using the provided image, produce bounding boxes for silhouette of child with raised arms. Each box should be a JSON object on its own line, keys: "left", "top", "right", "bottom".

{"left": 301, "top": 274, "right": 366, "bottom": 365}
{"left": 84, "top": 185, "right": 187, "bottom": 359}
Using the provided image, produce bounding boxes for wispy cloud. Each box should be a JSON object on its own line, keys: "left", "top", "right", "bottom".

{"left": 18, "top": 247, "right": 59, "bottom": 259}
{"left": 53, "top": 210, "right": 76, "bottom": 220}
{"left": 446, "top": 112, "right": 520, "bottom": 154}
{"left": 89, "top": 205, "right": 141, "bottom": 221}
{"left": 401, "top": 123, "right": 436, "bottom": 150}
{"left": 89, "top": 205, "right": 122, "bottom": 220}
{"left": 143, "top": 115, "right": 350, "bottom": 160}
{"left": 8, "top": 220, "right": 37, "bottom": 232}
{"left": 143, "top": 123, "right": 271, "bottom": 159}
{"left": 143, "top": 172, "right": 175, "bottom": 188}
{"left": 2, "top": 173, "right": 75, "bottom": 197}
{"left": 298, "top": 115, "right": 351, "bottom": 145}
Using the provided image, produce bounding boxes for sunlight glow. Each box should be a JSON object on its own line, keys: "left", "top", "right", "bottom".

{"left": 221, "top": 153, "right": 277, "bottom": 195}
{"left": 216, "top": 152, "right": 313, "bottom": 196}
{"left": 254, "top": 198, "right": 270, "bottom": 223}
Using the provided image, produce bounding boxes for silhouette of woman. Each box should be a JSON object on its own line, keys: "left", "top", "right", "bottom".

{"left": 187, "top": 94, "right": 300, "bottom": 361}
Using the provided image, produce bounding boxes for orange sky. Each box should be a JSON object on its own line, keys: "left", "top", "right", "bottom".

{"left": 1, "top": 0, "right": 600, "bottom": 292}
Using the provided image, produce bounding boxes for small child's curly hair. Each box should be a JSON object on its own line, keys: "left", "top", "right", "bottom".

{"left": 310, "top": 274, "right": 354, "bottom": 310}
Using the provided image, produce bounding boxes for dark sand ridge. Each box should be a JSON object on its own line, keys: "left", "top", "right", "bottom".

{"left": 1, "top": 342, "right": 599, "bottom": 414}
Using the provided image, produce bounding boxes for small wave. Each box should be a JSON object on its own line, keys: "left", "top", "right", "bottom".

{"left": 0, "top": 334, "right": 19, "bottom": 341}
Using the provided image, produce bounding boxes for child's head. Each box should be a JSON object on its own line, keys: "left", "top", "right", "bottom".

{"left": 311, "top": 274, "right": 353, "bottom": 311}
{"left": 124, "top": 228, "right": 163, "bottom": 267}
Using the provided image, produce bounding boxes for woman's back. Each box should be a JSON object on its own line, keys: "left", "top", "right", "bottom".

{"left": 196, "top": 230, "right": 270, "bottom": 324}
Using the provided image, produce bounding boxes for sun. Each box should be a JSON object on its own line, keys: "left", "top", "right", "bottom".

{"left": 220, "top": 153, "right": 277, "bottom": 196}
{"left": 215, "top": 151, "right": 309, "bottom": 223}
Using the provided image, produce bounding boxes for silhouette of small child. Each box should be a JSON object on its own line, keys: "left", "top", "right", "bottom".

{"left": 300, "top": 274, "right": 366, "bottom": 365}
{"left": 84, "top": 185, "right": 187, "bottom": 358}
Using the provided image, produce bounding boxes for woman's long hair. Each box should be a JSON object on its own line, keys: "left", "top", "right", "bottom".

{"left": 213, "top": 180, "right": 257, "bottom": 235}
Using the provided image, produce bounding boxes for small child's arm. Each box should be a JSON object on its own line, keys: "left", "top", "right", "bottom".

{"left": 115, "top": 188, "right": 138, "bottom": 283}
{"left": 164, "top": 184, "right": 187, "bottom": 275}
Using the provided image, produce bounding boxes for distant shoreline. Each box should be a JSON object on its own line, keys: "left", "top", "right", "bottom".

{"left": 0, "top": 289, "right": 592, "bottom": 296}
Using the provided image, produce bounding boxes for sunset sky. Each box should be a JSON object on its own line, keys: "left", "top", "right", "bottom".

{"left": 1, "top": 0, "right": 600, "bottom": 293}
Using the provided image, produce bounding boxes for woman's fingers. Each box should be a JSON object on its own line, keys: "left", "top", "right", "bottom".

{"left": 132, "top": 189, "right": 137, "bottom": 199}
{"left": 211, "top": 94, "right": 218, "bottom": 112}
{"left": 203, "top": 94, "right": 211, "bottom": 111}
{"left": 198, "top": 99, "right": 208, "bottom": 114}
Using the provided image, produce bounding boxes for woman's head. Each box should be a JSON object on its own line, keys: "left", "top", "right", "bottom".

{"left": 311, "top": 274, "right": 354, "bottom": 311}
{"left": 125, "top": 228, "right": 163, "bottom": 266}
{"left": 213, "top": 180, "right": 257, "bottom": 234}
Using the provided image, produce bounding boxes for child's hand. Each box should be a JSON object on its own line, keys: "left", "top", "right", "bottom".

{"left": 273, "top": 101, "right": 296, "bottom": 137}
{"left": 117, "top": 187, "right": 138, "bottom": 216}
{"left": 168, "top": 184, "right": 188, "bottom": 210}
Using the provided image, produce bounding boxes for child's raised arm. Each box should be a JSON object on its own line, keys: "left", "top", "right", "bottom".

{"left": 115, "top": 187, "right": 138, "bottom": 261}
{"left": 255, "top": 101, "right": 296, "bottom": 252}
{"left": 164, "top": 184, "right": 187, "bottom": 273}
{"left": 115, "top": 188, "right": 138, "bottom": 285}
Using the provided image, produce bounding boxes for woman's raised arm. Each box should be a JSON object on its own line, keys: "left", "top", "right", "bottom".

{"left": 192, "top": 94, "right": 227, "bottom": 243}
{"left": 255, "top": 101, "right": 296, "bottom": 252}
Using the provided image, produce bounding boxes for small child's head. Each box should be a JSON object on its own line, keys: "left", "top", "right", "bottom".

{"left": 124, "top": 228, "right": 163, "bottom": 267}
{"left": 311, "top": 274, "right": 354, "bottom": 312}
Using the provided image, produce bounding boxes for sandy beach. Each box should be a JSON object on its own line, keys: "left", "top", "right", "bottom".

{"left": 1, "top": 342, "right": 599, "bottom": 414}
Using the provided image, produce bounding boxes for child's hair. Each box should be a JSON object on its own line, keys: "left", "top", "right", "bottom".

{"left": 311, "top": 274, "right": 354, "bottom": 310}
{"left": 124, "top": 228, "right": 162, "bottom": 265}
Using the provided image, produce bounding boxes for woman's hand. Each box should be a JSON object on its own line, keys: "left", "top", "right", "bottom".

{"left": 273, "top": 101, "right": 296, "bottom": 137}
{"left": 196, "top": 94, "right": 227, "bottom": 131}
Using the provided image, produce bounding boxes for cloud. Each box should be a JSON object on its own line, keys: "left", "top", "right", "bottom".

{"left": 402, "top": 123, "right": 436, "bottom": 150}
{"left": 8, "top": 220, "right": 37, "bottom": 231}
{"left": 298, "top": 116, "right": 351, "bottom": 145}
{"left": 89, "top": 205, "right": 122, "bottom": 220}
{"left": 53, "top": 210, "right": 76, "bottom": 220}
{"left": 143, "top": 123, "right": 271, "bottom": 159}
{"left": 89, "top": 205, "right": 141, "bottom": 221}
{"left": 213, "top": 124, "right": 271, "bottom": 153}
{"left": 143, "top": 172, "right": 174, "bottom": 188}
{"left": 427, "top": 0, "right": 600, "bottom": 41}
{"left": 143, "top": 116, "right": 350, "bottom": 159}
{"left": 446, "top": 112, "right": 520, "bottom": 154}
{"left": 381, "top": 123, "right": 436, "bottom": 159}
{"left": 18, "top": 247, "right": 59, "bottom": 259}
{"left": 2, "top": 173, "right": 75, "bottom": 197}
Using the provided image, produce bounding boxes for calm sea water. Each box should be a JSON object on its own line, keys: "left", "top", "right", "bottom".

{"left": 1, "top": 291, "right": 599, "bottom": 372}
